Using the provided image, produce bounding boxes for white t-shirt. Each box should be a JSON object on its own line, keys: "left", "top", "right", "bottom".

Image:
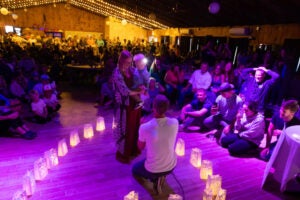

{"left": 31, "top": 99, "right": 46, "bottom": 116}
{"left": 189, "top": 70, "right": 212, "bottom": 90}
{"left": 139, "top": 117, "right": 178, "bottom": 173}
{"left": 43, "top": 94, "right": 58, "bottom": 108}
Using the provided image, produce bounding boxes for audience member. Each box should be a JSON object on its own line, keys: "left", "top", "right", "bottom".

{"left": 164, "top": 64, "right": 184, "bottom": 106}
{"left": 132, "top": 94, "right": 178, "bottom": 194}
{"left": 221, "top": 101, "right": 265, "bottom": 155}
{"left": 0, "top": 101, "right": 36, "bottom": 139}
{"left": 142, "top": 77, "right": 165, "bottom": 114}
{"left": 43, "top": 84, "right": 61, "bottom": 114}
{"left": 180, "top": 62, "right": 212, "bottom": 108}
{"left": 178, "top": 88, "right": 212, "bottom": 132}
{"left": 29, "top": 89, "right": 50, "bottom": 124}
{"left": 260, "top": 100, "right": 300, "bottom": 161}
{"left": 240, "top": 66, "right": 279, "bottom": 114}
{"left": 131, "top": 53, "right": 150, "bottom": 109}
{"left": 204, "top": 82, "right": 243, "bottom": 138}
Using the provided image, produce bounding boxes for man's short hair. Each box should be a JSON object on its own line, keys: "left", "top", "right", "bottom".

{"left": 281, "top": 100, "right": 299, "bottom": 113}
{"left": 153, "top": 94, "right": 169, "bottom": 115}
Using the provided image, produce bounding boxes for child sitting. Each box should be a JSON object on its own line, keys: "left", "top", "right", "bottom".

{"left": 142, "top": 77, "right": 165, "bottom": 114}
{"left": 43, "top": 84, "right": 61, "bottom": 114}
{"left": 29, "top": 89, "right": 50, "bottom": 124}
{"left": 131, "top": 53, "right": 150, "bottom": 109}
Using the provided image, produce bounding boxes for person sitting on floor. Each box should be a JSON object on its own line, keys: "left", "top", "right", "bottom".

{"left": 142, "top": 77, "right": 165, "bottom": 115}
{"left": 178, "top": 88, "right": 212, "bottom": 132}
{"left": 43, "top": 84, "right": 61, "bottom": 114}
{"left": 132, "top": 94, "right": 178, "bottom": 194}
{"left": 260, "top": 100, "right": 300, "bottom": 161}
{"left": 220, "top": 101, "right": 265, "bottom": 155}
{"left": 0, "top": 100, "right": 36, "bottom": 139}
{"left": 29, "top": 89, "right": 50, "bottom": 124}
{"left": 203, "top": 82, "right": 243, "bottom": 139}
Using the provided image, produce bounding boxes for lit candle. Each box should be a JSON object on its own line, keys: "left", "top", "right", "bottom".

{"left": 123, "top": 191, "right": 139, "bottom": 200}
{"left": 83, "top": 124, "right": 94, "bottom": 139}
{"left": 58, "top": 139, "right": 68, "bottom": 157}
{"left": 175, "top": 138, "right": 185, "bottom": 156}
{"left": 203, "top": 188, "right": 213, "bottom": 200}
{"left": 44, "top": 148, "right": 59, "bottom": 169}
{"left": 70, "top": 130, "right": 80, "bottom": 147}
{"left": 168, "top": 194, "right": 183, "bottom": 200}
{"left": 96, "top": 116, "right": 105, "bottom": 131}
{"left": 12, "top": 190, "right": 27, "bottom": 200}
{"left": 34, "top": 158, "right": 48, "bottom": 180}
{"left": 200, "top": 160, "right": 213, "bottom": 180}
{"left": 206, "top": 174, "right": 222, "bottom": 196}
{"left": 215, "top": 188, "right": 226, "bottom": 200}
{"left": 190, "top": 148, "right": 202, "bottom": 167}
{"left": 22, "top": 170, "right": 36, "bottom": 196}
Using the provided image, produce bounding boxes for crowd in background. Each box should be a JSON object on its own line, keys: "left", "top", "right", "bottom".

{"left": 0, "top": 33, "right": 299, "bottom": 143}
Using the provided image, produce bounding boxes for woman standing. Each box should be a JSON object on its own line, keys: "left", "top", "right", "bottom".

{"left": 112, "top": 50, "right": 144, "bottom": 163}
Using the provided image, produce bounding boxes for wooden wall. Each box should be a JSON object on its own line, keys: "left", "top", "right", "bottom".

{"left": 154, "top": 24, "right": 300, "bottom": 46}
{"left": 104, "top": 17, "right": 149, "bottom": 43}
{"left": 0, "top": 3, "right": 298, "bottom": 46}
{"left": 0, "top": 3, "right": 105, "bottom": 35}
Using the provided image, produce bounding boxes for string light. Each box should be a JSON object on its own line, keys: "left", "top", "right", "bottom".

{"left": 1, "top": 0, "right": 169, "bottom": 30}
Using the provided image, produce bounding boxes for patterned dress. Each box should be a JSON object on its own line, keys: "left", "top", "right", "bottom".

{"left": 112, "top": 66, "right": 141, "bottom": 158}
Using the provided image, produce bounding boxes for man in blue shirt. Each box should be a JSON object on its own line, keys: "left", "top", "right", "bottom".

{"left": 178, "top": 88, "right": 212, "bottom": 132}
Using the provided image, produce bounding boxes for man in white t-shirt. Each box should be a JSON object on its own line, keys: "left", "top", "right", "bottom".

{"left": 132, "top": 94, "right": 178, "bottom": 194}
{"left": 178, "top": 62, "right": 212, "bottom": 108}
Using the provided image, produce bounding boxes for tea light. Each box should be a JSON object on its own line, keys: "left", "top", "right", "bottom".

{"left": 168, "top": 194, "right": 183, "bottom": 200}
{"left": 44, "top": 148, "right": 59, "bottom": 169}
{"left": 123, "top": 191, "right": 138, "bottom": 200}
{"left": 200, "top": 160, "right": 213, "bottom": 180}
{"left": 206, "top": 174, "right": 222, "bottom": 196}
{"left": 34, "top": 157, "right": 48, "bottom": 180}
{"left": 96, "top": 116, "right": 105, "bottom": 131}
{"left": 215, "top": 188, "right": 226, "bottom": 200}
{"left": 83, "top": 123, "right": 94, "bottom": 139}
{"left": 190, "top": 148, "right": 202, "bottom": 167}
{"left": 12, "top": 190, "right": 27, "bottom": 200}
{"left": 23, "top": 170, "right": 36, "bottom": 196}
{"left": 58, "top": 138, "right": 68, "bottom": 157}
{"left": 203, "top": 188, "right": 213, "bottom": 200}
{"left": 175, "top": 138, "right": 185, "bottom": 156}
{"left": 70, "top": 130, "right": 80, "bottom": 147}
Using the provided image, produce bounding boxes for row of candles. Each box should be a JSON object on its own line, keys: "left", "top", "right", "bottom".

{"left": 175, "top": 138, "right": 227, "bottom": 200}
{"left": 12, "top": 117, "right": 106, "bottom": 200}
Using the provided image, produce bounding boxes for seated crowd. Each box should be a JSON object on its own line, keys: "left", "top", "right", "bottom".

{"left": 1, "top": 33, "right": 300, "bottom": 160}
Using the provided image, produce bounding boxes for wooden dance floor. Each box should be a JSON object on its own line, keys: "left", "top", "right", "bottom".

{"left": 0, "top": 85, "right": 298, "bottom": 200}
